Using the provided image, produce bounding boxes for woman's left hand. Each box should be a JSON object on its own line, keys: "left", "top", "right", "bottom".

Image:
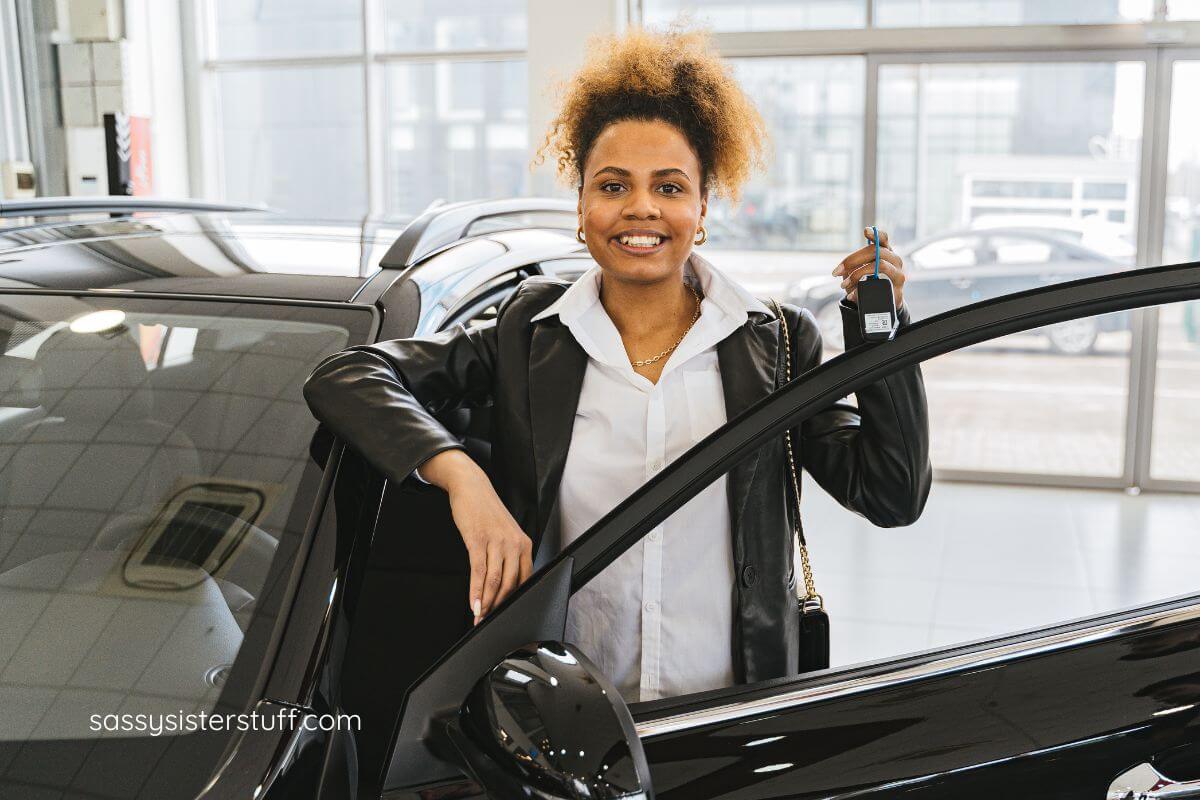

{"left": 833, "top": 227, "right": 906, "bottom": 309}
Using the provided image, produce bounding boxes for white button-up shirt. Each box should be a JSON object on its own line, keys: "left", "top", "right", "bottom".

{"left": 530, "top": 252, "right": 772, "bottom": 703}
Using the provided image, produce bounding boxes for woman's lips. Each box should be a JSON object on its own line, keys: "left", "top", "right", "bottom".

{"left": 611, "top": 236, "right": 670, "bottom": 256}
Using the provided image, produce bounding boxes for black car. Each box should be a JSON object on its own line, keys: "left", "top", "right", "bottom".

{"left": 787, "top": 226, "right": 1133, "bottom": 354}
{"left": 0, "top": 197, "right": 1197, "bottom": 800}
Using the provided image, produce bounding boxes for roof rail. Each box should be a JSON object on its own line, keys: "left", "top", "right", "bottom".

{"left": 378, "top": 196, "right": 575, "bottom": 269}
{"left": 0, "top": 197, "right": 273, "bottom": 218}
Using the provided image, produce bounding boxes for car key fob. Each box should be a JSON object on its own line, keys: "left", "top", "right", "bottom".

{"left": 856, "top": 226, "right": 898, "bottom": 342}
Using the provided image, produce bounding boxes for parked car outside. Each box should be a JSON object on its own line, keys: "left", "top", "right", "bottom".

{"left": 786, "top": 226, "right": 1133, "bottom": 354}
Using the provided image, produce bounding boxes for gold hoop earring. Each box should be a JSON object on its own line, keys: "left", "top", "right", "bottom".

{"left": 694, "top": 226, "right": 707, "bottom": 246}
{"left": 576, "top": 226, "right": 586, "bottom": 244}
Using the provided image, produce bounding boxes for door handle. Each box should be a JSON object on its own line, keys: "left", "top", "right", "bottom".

{"left": 950, "top": 277, "right": 973, "bottom": 289}
{"left": 1109, "top": 762, "right": 1200, "bottom": 798}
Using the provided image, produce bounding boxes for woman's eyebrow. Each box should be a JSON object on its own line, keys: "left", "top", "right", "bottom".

{"left": 593, "top": 166, "right": 691, "bottom": 180}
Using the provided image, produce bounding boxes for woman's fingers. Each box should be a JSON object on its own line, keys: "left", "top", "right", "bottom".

{"left": 470, "top": 530, "right": 533, "bottom": 625}
{"left": 835, "top": 241, "right": 899, "bottom": 277}
{"left": 839, "top": 251, "right": 903, "bottom": 290}
{"left": 495, "top": 546, "right": 522, "bottom": 615}
{"left": 446, "top": 466, "right": 534, "bottom": 626}
{"left": 843, "top": 253, "right": 907, "bottom": 306}
{"left": 519, "top": 549, "right": 533, "bottom": 584}
{"left": 478, "top": 541, "right": 504, "bottom": 622}
{"left": 467, "top": 542, "right": 486, "bottom": 622}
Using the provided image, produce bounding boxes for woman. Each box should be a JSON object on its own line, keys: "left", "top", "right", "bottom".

{"left": 303, "top": 25, "right": 931, "bottom": 703}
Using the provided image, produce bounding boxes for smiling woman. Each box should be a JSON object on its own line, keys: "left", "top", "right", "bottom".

{"left": 303, "top": 22, "right": 932, "bottom": 707}
{"left": 531, "top": 24, "right": 772, "bottom": 390}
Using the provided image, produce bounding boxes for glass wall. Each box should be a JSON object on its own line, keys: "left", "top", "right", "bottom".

{"left": 876, "top": 60, "right": 1143, "bottom": 257}
{"left": 701, "top": 57, "right": 864, "bottom": 290}
{"left": 202, "top": 0, "right": 529, "bottom": 221}
{"left": 216, "top": 66, "right": 367, "bottom": 219}
{"left": 1150, "top": 60, "right": 1200, "bottom": 483}
{"left": 213, "top": 0, "right": 362, "bottom": 58}
{"left": 190, "top": 3, "right": 1200, "bottom": 489}
{"left": 873, "top": 0, "right": 1152, "bottom": 26}
{"left": 384, "top": 60, "right": 529, "bottom": 215}
{"left": 382, "top": 0, "right": 526, "bottom": 50}
{"left": 644, "top": 0, "right": 866, "bottom": 30}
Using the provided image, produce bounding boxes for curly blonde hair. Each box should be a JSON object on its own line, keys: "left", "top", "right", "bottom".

{"left": 531, "top": 22, "right": 771, "bottom": 206}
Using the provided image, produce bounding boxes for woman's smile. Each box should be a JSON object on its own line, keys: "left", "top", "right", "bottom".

{"left": 612, "top": 228, "right": 671, "bottom": 256}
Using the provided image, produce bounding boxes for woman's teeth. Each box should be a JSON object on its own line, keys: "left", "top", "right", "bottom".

{"left": 618, "top": 235, "right": 662, "bottom": 247}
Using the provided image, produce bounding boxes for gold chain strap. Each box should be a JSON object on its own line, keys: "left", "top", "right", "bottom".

{"left": 769, "top": 299, "right": 821, "bottom": 605}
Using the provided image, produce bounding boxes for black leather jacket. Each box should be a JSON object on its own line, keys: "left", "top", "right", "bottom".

{"left": 303, "top": 274, "right": 932, "bottom": 685}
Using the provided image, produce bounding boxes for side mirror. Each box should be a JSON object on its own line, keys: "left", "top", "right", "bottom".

{"left": 437, "top": 641, "right": 654, "bottom": 800}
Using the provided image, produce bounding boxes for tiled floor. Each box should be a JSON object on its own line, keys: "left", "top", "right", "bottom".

{"left": 799, "top": 478, "right": 1200, "bottom": 667}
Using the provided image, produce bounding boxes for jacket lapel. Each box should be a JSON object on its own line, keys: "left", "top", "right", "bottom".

{"left": 528, "top": 319, "right": 588, "bottom": 553}
{"left": 525, "top": 305, "right": 780, "bottom": 561}
{"left": 716, "top": 310, "right": 781, "bottom": 563}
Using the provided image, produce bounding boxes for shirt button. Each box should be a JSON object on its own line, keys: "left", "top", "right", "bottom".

{"left": 648, "top": 530, "right": 660, "bottom": 543}
{"left": 644, "top": 601, "right": 657, "bottom": 613}
{"left": 650, "top": 460, "right": 664, "bottom": 472}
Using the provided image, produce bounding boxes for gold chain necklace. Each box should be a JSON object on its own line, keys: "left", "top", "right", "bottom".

{"left": 630, "top": 281, "right": 702, "bottom": 368}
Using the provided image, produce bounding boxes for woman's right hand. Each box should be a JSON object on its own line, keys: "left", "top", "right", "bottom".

{"left": 418, "top": 448, "right": 534, "bottom": 625}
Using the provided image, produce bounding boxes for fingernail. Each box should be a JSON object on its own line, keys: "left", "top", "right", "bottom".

{"left": 473, "top": 598, "right": 481, "bottom": 617}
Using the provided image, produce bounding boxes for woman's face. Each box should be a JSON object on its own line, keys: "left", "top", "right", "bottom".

{"left": 577, "top": 118, "right": 707, "bottom": 286}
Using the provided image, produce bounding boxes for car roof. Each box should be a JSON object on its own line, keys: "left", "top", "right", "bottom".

{"left": 0, "top": 212, "right": 386, "bottom": 300}
{"left": 0, "top": 199, "right": 582, "bottom": 303}
{"left": 903, "top": 225, "right": 1117, "bottom": 261}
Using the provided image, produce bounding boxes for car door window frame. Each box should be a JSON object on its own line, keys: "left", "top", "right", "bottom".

{"left": 439, "top": 269, "right": 532, "bottom": 331}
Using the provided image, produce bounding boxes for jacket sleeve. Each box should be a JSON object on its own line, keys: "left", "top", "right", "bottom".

{"left": 792, "top": 299, "right": 933, "bottom": 527}
{"left": 302, "top": 294, "right": 514, "bottom": 486}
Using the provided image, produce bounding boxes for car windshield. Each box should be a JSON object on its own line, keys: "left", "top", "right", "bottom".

{"left": 0, "top": 295, "right": 368, "bottom": 759}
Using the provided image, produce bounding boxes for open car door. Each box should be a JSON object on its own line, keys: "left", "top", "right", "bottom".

{"left": 382, "top": 259, "right": 1200, "bottom": 800}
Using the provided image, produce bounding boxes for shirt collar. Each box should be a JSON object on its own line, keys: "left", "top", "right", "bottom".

{"left": 530, "top": 251, "right": 773, "bottom": 382}
{"left": 530, "top": 250, "right": 771, "bottom": 325}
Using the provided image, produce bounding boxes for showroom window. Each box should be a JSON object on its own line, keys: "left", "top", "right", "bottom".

{"left": 181, "top": 0, "right": 1200, "bottom": 493}
{"left": 632, "top": 0, "right": 1200, "bottom": 493}
{"left": 644, "top": 0, "right": 867, "bottom": 31}
{"left": 872, "top": 0, "right": 1154, "bottom": 27}
{"left": 188, "top": 0, "right": 529, "bottom": 220}
{"left": 875, "top": 59, "right": 1144, "bottom": 249}
{"left": 214, "top": 65, "right": 367, "bottom": 220}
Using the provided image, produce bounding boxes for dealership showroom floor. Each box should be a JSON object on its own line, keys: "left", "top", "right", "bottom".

{"left": 805, "top": 480, "right": 1200, "bottom": 667}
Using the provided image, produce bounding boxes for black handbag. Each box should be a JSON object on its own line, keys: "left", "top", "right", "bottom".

{"left": 768, "top": 298, "right": 831, "bottom": 673}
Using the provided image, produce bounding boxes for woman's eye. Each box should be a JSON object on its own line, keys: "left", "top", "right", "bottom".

{"left": 597, "top": 182, "right": 683, "bottom": 194}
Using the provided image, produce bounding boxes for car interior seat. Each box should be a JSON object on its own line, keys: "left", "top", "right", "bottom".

{"left": 0, "top": 328, "right": 203, "bottom": 575}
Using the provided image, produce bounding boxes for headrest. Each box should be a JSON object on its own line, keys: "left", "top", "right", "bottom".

{"left": 35, "top": 329, "right": 153, "bottom": 420}
{"left": 0, "top": 355, "right": 44, "bottom": 408}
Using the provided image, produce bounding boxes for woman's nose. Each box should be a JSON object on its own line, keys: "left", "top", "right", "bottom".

{"left": 622, "top": 186, "right": 661, "bottom": 218}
